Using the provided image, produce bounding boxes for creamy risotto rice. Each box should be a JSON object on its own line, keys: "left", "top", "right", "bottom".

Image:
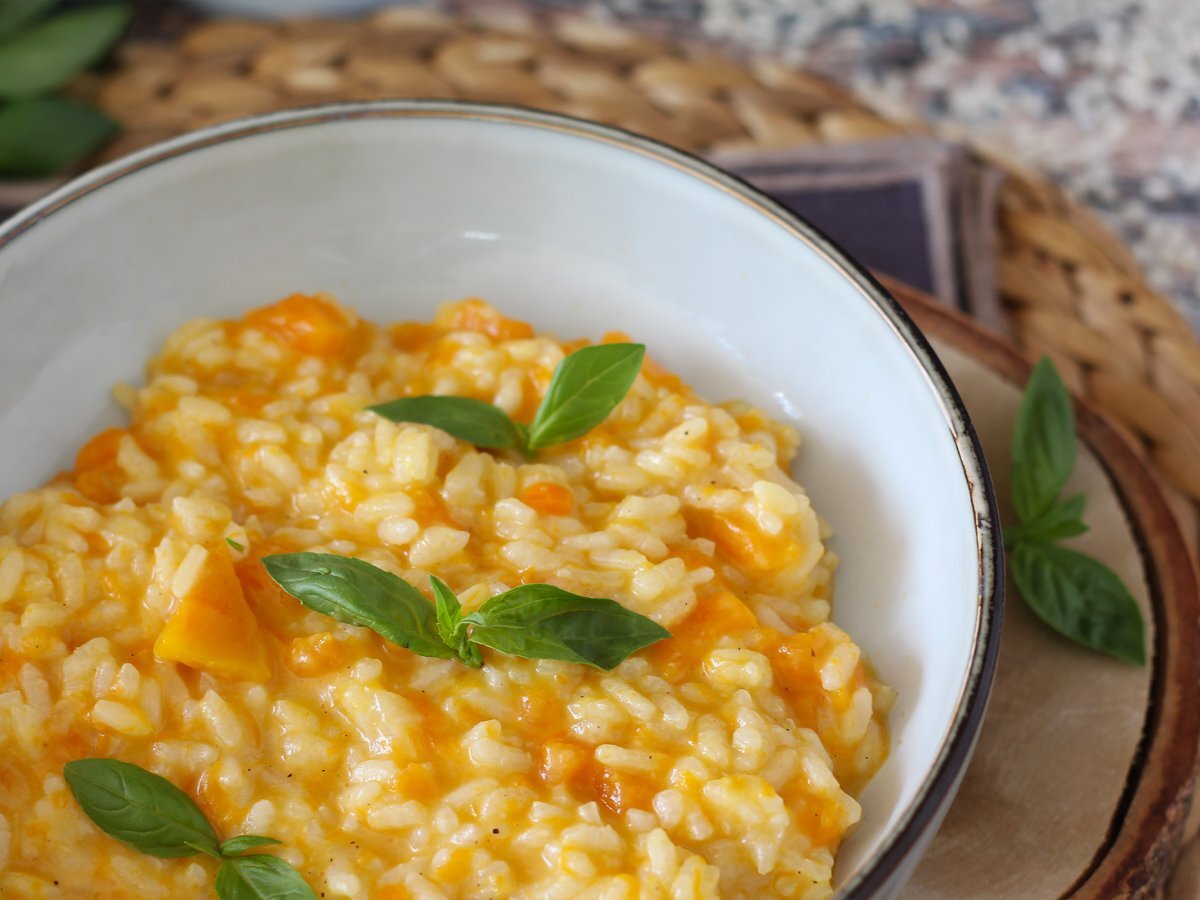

{"left": 0, "top": 295, "right": 892, "bottom": 898}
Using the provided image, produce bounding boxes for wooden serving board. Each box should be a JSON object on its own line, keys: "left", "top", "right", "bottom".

{"left": 881, "top": 278, "right": 1200, "bottom": 898}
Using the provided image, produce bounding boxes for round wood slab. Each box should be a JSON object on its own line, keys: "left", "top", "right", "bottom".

{"left": 880, "top": 277, "right": 1199, "bottom": 898}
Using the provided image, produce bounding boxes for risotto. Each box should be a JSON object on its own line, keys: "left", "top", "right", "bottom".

{"left": 0, "top": 295, "right": 892, "bottom": 898}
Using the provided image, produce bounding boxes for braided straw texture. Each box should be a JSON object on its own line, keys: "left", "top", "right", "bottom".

{"left": 79, "top": 7, "right": 1200, "bottom": 555}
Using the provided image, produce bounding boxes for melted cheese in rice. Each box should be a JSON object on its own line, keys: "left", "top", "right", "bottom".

{"left": 0, "top": 296, "right": 892, "bottom": 898}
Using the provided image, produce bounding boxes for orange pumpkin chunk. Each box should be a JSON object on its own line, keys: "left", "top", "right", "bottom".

{"left": 519, "top": 482, "right": 573, "bottom": 517}
{"left": 769, "top": 631, "right": 824, "bottom": 725}
{"left": 245, "top": 293, "right": 351, "bottom": 357}
{"left": 154, "top": 545, "right": 271, "bottom": 683}
{"left": 73, "top": 426, "right": 127, "bottom": 504}
{"left": 285, "top": 631, "right": 346, "bottom": 678}
{"left": 648, "top": 589, "right": 757, "bottom": 680}
{"left": 686, "top": 508, "right": 797, "bottom": 572}
{"left": 538, "top": 739, "right": 590, "bottom": 789}
{"left": 390, "top": 321, "right": 438, "bottom": 352}
{"left": 442, "top": 298, "right": 534, "bottom": 341}
{"left": 593, "top": 766, "right": 656, "bottom": 816}
{"left": 235, "top": 548, "right": 299, "bottom": 637}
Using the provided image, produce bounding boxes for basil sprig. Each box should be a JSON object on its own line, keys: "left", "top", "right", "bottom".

{"left": 1002, "top": 358, "right": 1146, "bottom": 664}
{"left": 370, "top": 342, "right": 645, "bottom": 454}
{"left": 369, "top": 395, "right": 526, "bottom": 450}
{"left": 263, "top": 553, "right": 456, "bottom": 660}
{"left": 262, "top": 552, "right": 669, "bottom": 670}
{"left": 464, "top": 583, "right": 670, "bottom": 670}
{"left": 64, "top": 759, "right": 315, "bottom": 899}
{"left": 0, "top": 4, "right": 131, "bottom": 99}
{"left": 0, "top": 2, "right": 130, "bottom": 177}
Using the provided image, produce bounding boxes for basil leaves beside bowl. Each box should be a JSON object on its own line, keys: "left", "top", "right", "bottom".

{"left": 63, "top": 758, "right": 315, "bottom": 899}
{"left": 1003, "top": 357, "right": 1146, "bottom": 665}
{"left": 0, "top": 2, "right": 130, "bottom": 178}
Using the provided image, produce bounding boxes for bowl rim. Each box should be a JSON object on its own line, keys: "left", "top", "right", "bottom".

{"left": 0, "top": 99, "right": 1004, "bottom": 896}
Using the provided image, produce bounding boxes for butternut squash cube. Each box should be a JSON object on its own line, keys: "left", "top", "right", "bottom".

{"left": 154, "top": 544, "right": 271, "bottom": 683}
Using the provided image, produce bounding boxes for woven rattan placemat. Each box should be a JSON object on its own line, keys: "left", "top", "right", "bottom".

{"left": 60, "top": 7, "right": 1200, "bottom": 895}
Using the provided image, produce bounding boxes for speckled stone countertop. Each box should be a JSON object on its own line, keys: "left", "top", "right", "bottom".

{"left": 528, "top": 0, "right": 1200, "bottom": 330}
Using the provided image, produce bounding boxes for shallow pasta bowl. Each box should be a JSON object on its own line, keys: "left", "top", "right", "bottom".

{"left": 0, "top": 101, "right": 1001, "bottom": 896}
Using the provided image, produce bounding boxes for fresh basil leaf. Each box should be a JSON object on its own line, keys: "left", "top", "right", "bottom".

{"left": 369, "top": 396, "right": 524, "bottom": 450}
{"left": 262, "top": 553, "right": 455, "bottom": 660}
{"left": 430, "top": 575, "right": 461, "bottom": 641}
{"left": 466, "top": 584, "right": 670, "bottom": 670}
{"left": 1011, "top": 357, "right": 1076, "bottom": 523}
{"left": 220, "top": 835, "right": 283, "bottom": 856}
{"left": 0, "top": 4, "right": 132, "bottom": 100}
{"left": 1011, "top": 542, "right": 1145, "bottom": 665}
{"left": 0, "top": 0, "right": 57, "bottom": 42}
{"left": 215, "top": 854, "right": 316, "bottom": 900}
{"left": 225, "top": 537, "right": 246, "bottom": 552}
{"left": 1003, "top": 493, "right": 1089, "bottom": 547}
{"left": 63, "top": 759, "right": 220, "bottom": 859}
{"left": 428, "top": 576, "right": 483, "bottom": 667}
{"left": 526, "top": 343, "right": 645, "bottom": 451}
{"left": 0, "top": 97, "right": 116, "bottom": 177}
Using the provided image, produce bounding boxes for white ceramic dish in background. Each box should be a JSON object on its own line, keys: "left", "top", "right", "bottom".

{"left": 0, "top": 102, "right": 1001, "bottom": 897}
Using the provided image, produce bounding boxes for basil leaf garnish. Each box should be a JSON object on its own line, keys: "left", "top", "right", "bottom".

{"left": 369, "top": 340, "right": 645, "bottom": 455}
{"left": 1004, "top": 357, "right": 1145, "bottom": 665}
{"left": 368, "top": 396, "right": 524, "bottom": 450}
{"left": 1002, "top": 493, "right": 1088, "bottom": 546}
{"left": 1010, "top": 542, "right": 1146, "bottom": 665}
{"left": 215, "top": 854, "right": 317, "bottom": 900}
{"left": 1011, "top": 357, "right": 1076, "bottom": 522}
{"left": 526, "top": 343, "right": 645, "bottom": 450}
{"left": 429, "top": 574, "right": 481, "bottom": 667}
{"left": 430, "top": 574, "right": 462, "bottom": 646}
{"left": 0, "top": 98, "right": 117, "bottom": 178}
{"left": 0, "top": 0, "right": 56, "bottom": 41}
{"left": 261, "top": 556, "right": 667, "bottom": 671}
{"left": 66, "top": 759, "right": 315, "bottom": 897}
{"left": 63, "top": 758, "right": 220, "bottom": 859}
{"left": 0, "top": 4, "right": 132, "bottom": 100}
{"left": 220, "top": 835, "right": 283, "bottom": 856}
{"left": 466, "top": 583, "right": 670, "bottom": 670}
{"left": 262, "top": 553, "right": 455, "bottom": 660}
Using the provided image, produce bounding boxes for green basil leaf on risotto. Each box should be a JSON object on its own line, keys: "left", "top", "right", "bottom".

{"left": 220, "top": 835, "right": 283, "bottom": 856}
{"left": 215, "top": 853, "right": 317, "bottom": 900}
{"left": 526, "top": 343, "right": 645, "bottom": 451}
{"left": 262, "top": 553, "right": 456, "bottom": 660}
{"left": 1002, "top": 493, "right": 1089, "bottom": 547}
{"left": 430, "top": 575, "right": 482, "bottom": 667}
{"left": 465, "top": 583, "right": 670, "bottom": 670}
{"left": 1010, "top": 542, "right": 1146, "bottom": 665}
{"left": 1011, "top": 357, "right": 1077, "bottom": 523}
{"left": 430, "top": 574, "right": 462, "bottom": 642}
{"left": 368, "top": 395, "right": 524, "bottom": 450}
{"left": 63, "top": 758, "right": 221, "bottom": 859}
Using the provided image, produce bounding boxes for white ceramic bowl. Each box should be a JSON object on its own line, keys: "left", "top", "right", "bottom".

{"left": 0, "top": 102, "right": 1001, "bottom": 896}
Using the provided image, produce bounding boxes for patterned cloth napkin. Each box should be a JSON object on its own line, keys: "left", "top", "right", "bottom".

{"left": 711, "top": 136, "right": 1007, "bottom": 333}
